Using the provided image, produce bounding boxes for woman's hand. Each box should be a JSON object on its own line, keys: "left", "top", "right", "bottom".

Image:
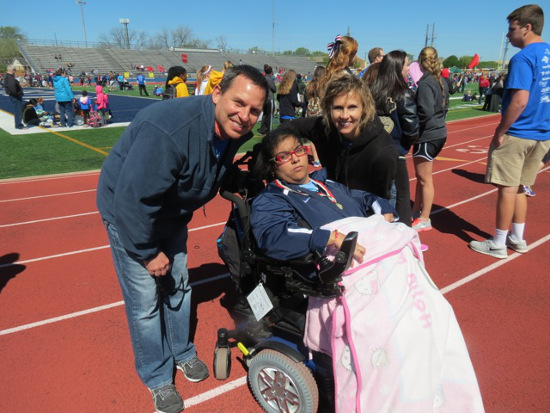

{"left": 383, "top": 213, "right": 394, "bottom": 222}
{"left": 327, "top": 230, "right": 366, "bottom": 264}
{"left": 144, "top": 251, "right": 171, "bottom": 277}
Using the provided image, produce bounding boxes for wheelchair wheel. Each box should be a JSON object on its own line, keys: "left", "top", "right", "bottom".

{"left": 248, "top": 349, "right": 318, "bottom": 413}
{"left": 213, "top": 346, "right": 231, "bottom": 380}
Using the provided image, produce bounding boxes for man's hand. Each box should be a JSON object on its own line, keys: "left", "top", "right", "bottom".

{"left": 491, "top": 129, "right": 506, "bottom": 148}
{"left": 144, "top": 252, "right": 170, "bottom": 277}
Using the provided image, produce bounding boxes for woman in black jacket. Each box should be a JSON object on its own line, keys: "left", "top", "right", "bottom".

{"left": 411, "top": 46, "right": 449, "bottom": 232}
{"left": 290, "top": 72, "right": 398, "bottom": 201}
{"left": 368, "top": 50, "right": 419, "bottom": 226}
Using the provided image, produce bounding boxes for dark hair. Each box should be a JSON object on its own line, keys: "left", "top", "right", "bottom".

{"left": 82, "top": 90, "right": 88, "bottom": 96}
{"left": 28, "top": 98, "right": 37, "bottom": 105}
{"left": 369, "top": 50, "right": 410, "bottom": 114}
{"left": 264, "top": 64, "right": 273, "bottom": 75}
{"left": 254, "top": 125, "right": 305, "bottom": 181}
{"left": 165, "top": 66, "right": 187, "bottom": 88}
{"left": 368, "top": 47, "right": 383, "bottom": 64}
{"left": 219, "top": 65, "right": 269, "bottom": 105}
{"left": 507, "top": 4, "right": 544, "bottom": 36}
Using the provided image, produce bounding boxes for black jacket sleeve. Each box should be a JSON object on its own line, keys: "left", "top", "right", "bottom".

{"left": 397, "top": 90, "right": 419, "bottom": 145}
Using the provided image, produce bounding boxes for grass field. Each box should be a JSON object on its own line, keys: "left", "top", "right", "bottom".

{"left": 0, "top": 84, "right": 495, "bottom": 179}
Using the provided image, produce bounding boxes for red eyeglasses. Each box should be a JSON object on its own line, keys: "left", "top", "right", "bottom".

{"left": 271, "top": 145, "right": 308, "bottom": 164}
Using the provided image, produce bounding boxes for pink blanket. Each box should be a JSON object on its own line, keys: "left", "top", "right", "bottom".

{"left": 304, "top": 216, "right": 484, "bottom": 412}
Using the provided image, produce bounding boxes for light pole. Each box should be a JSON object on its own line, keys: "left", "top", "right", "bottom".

{"left": 119, "top": 18, "right": 130, "bottom": 49}
{"left": 76, "top": 0, "right": 88, "bottom": 47}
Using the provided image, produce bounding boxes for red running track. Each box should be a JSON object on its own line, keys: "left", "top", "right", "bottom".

{"left": 1, "top": 114, "right": 549, "bottom": 412}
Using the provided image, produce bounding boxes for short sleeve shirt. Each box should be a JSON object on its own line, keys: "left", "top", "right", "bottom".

{"left": 502, "top": 42, "right": 550, "bottom": 141}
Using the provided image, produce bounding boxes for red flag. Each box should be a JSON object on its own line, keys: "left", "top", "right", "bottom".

{"left": 181, "top": 54, "right": 188, "bottom": 63}
{"left": 468, "top": 54, "right": 480, "bottom": 69}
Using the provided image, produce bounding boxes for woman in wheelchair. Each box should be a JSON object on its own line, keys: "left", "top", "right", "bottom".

{"left": 250, "top": 126, "right": 484, "bottom": 412}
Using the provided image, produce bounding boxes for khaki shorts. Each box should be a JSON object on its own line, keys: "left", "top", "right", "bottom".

{"left": 486, "top": 134, "right": 550, "bottom": 186}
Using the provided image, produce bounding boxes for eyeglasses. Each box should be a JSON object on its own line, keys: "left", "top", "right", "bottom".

{"left": 271, "top": 145, "right": 308, "bottom": 164}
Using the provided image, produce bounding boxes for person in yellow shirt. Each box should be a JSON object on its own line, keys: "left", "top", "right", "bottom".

{"left": 203, "top": 61, "right": 234, "bottom": 95}
{"left": 165, "top": 66, "right": 190, "bottom": 98}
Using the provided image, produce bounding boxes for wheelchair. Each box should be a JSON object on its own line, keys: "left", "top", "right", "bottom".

{"left": 213, "top": 153, "right": 357, "bottom": 413}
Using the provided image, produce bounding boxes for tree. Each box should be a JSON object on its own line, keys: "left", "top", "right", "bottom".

{"left": 478, "top": 61, "right": 499, "bottom": 69}
{"left": 294, "top": 47, "right": 310, "bottom": 56}
{"left": 98, "top": 27, "right": 148, "bottom": 49}
{"left": 443, "top": 55, "right": 460, "bottom": 68}
{"left": 248, "top": 46, "right": 264, "bottom": 54}
{"left": 0, "top": 26, "right": 26, "bottom": 71}
{"left": 216, "top": 35, "right": 228, "bottom": 51}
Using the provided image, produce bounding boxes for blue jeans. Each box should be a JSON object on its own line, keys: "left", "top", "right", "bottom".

{"left": 9, "top": 96, "right": 24, "bottom": 128}
{"left": 58, "top": 101, "right": 75, "bottom": 127}
{"left": 104, "top": 221, "right": 196, "bottom": 389}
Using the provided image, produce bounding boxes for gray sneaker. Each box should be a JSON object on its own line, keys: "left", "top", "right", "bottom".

{"left": 506, "top": 235, "right": 528, "bottom": 253}
{"left": 177, "top": 357, "right": 209, "bottom": 382}
{"left": 469, "top": 239, "right": 508, "bottom": 259}
{"left": 150, "top": 384, "right": 184, "bottom": 413}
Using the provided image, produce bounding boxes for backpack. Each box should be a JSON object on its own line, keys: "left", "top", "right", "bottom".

{"left": 162, "top": 85, "right": 177, "bottom": 100}
{"left": 306, "top": 97, "right": 321, "bottom": 117}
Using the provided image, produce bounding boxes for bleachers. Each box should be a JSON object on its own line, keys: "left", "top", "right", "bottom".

{"left": 18, "top": 44, "right": 320, "bottom": 78}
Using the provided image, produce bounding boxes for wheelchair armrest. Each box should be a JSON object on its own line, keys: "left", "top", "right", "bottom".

{"left": 316, "top": 231, "right": 358, "bottom": 285}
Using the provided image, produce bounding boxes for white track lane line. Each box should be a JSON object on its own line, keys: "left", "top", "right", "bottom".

{"left": 0, "top": 189, "right": 96, "bottom": 203}
{"left": 0, "top": 211, "right": 99, "bottom": 228}
{"left": 0, "top": 222, "right": 227, "bottom": 269}
{"left": 0, "top": 171, "right": 100, "bottom": 185}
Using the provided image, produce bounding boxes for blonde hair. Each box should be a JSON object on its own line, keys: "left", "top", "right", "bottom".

{"left": 223, "top": 61, "right": 233, "bottom": 70}
{"left": 278, "top": 70, "right": 296, "bottom": 95}
{"left": 196, "top": 64, "right": 211, "bottom": 86}
{"left": 418, "top": 46, "right": 445, "bottom": 100}
{"left": 321, "top": 72, "right": 375, "bottom": 134}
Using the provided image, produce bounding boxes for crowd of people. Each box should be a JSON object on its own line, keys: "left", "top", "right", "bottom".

{"left": 93, "top": 4, "right": 549, "bottom": 413}
{"left": 4, "top": 4, "right": 547, "bottom": 413}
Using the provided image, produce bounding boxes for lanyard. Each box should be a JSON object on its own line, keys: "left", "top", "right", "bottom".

{"left": 274, "top": 179, "right": 344, "bottom": 210}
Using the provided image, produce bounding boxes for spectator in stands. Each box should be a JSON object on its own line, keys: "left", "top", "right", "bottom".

{"left": 257, "top": 64, "right": 277, "bottom": 135}
{"left": 23, "top": 98, "right": 41, "bottom": 127}
{"left": 137, "top": 72, "right": 149, "bottom": 96}
{"left": 165, "top": 66, "right": 190, "bottom": 98}
{"left": 4, "top": 64, "right": 26, "bottom": 130}
{"left": 368, "top": 47, "right": 385, "bottom": 64}
{"left": 277, "top": 69, "right": 304, "bottom": 124}
{"left": 96, "top": 65, "right": 267, "bottom": 413}
{"left": 53, "top": 69, "right": 75, "bottom": 127}
{"left": 194, "top": 65, "right": 212, "bottom": 95}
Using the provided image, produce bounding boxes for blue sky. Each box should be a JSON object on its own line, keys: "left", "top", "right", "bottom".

{"left": 6, "top": 0, "right": 536, "bottom": 62}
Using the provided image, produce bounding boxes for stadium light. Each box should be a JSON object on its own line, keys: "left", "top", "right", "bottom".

{"left": 76, "top": 0, "right": 88, "bottom": 47}
{"left": 119, "top": 18, "right": 130, "bottom": 49}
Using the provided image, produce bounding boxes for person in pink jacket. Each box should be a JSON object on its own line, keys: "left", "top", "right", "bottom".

{"left": 95, "top": 85, "right": 109, "bottom": 125}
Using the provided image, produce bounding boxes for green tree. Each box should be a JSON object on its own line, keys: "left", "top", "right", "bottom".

{"left": 478, "top": 61, "right": 499, "bottom": 69}
{"left": 443, "top": 55, "right": 460, "bottom": 68}
{"left": 0, "top": 26, "right": 26, "bottom": 72}
{"left": 294, "top": 47, "right": 310, "bottom": 56}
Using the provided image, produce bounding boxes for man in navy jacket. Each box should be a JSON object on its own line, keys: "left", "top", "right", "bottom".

{"left": 97, "top": 65, "right": 267, "bottom": 413}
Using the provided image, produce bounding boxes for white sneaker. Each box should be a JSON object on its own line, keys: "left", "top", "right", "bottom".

{"left": 506, "top": 235, "right": 528, "bottom": 253}
{"left": 469, "top": 239, "right": 508, "bottom": 259}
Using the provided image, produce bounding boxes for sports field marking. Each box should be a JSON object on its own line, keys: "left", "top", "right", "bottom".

{"left": 47, "top": 129, "right": 109, "bottom": 156}
{"left": 0, "top": 211, "right": 99, "bottom": 228}
{"left": 0, "top": 189, "right": 96, "bottom": 203}
{"left": 0, "top": 222, "right": 227, "bottom": 269}
{"left": 440, "top": 234, "right": 550, "bottom": 294}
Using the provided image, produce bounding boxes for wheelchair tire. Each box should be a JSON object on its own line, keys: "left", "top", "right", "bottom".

{"left": 248, "top": 349, "right": 318, "bottom": 413}
{"left": 213, "top": 346, "right": 231, "bottom": 380}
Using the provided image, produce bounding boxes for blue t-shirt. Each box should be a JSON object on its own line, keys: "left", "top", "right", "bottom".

{"left": 502, "top": 42, "right": 550, "bottom": 141}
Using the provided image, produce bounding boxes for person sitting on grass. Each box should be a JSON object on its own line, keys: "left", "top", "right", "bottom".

{"left": 22, "top": 98, "right": 41, "bottom": 127}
